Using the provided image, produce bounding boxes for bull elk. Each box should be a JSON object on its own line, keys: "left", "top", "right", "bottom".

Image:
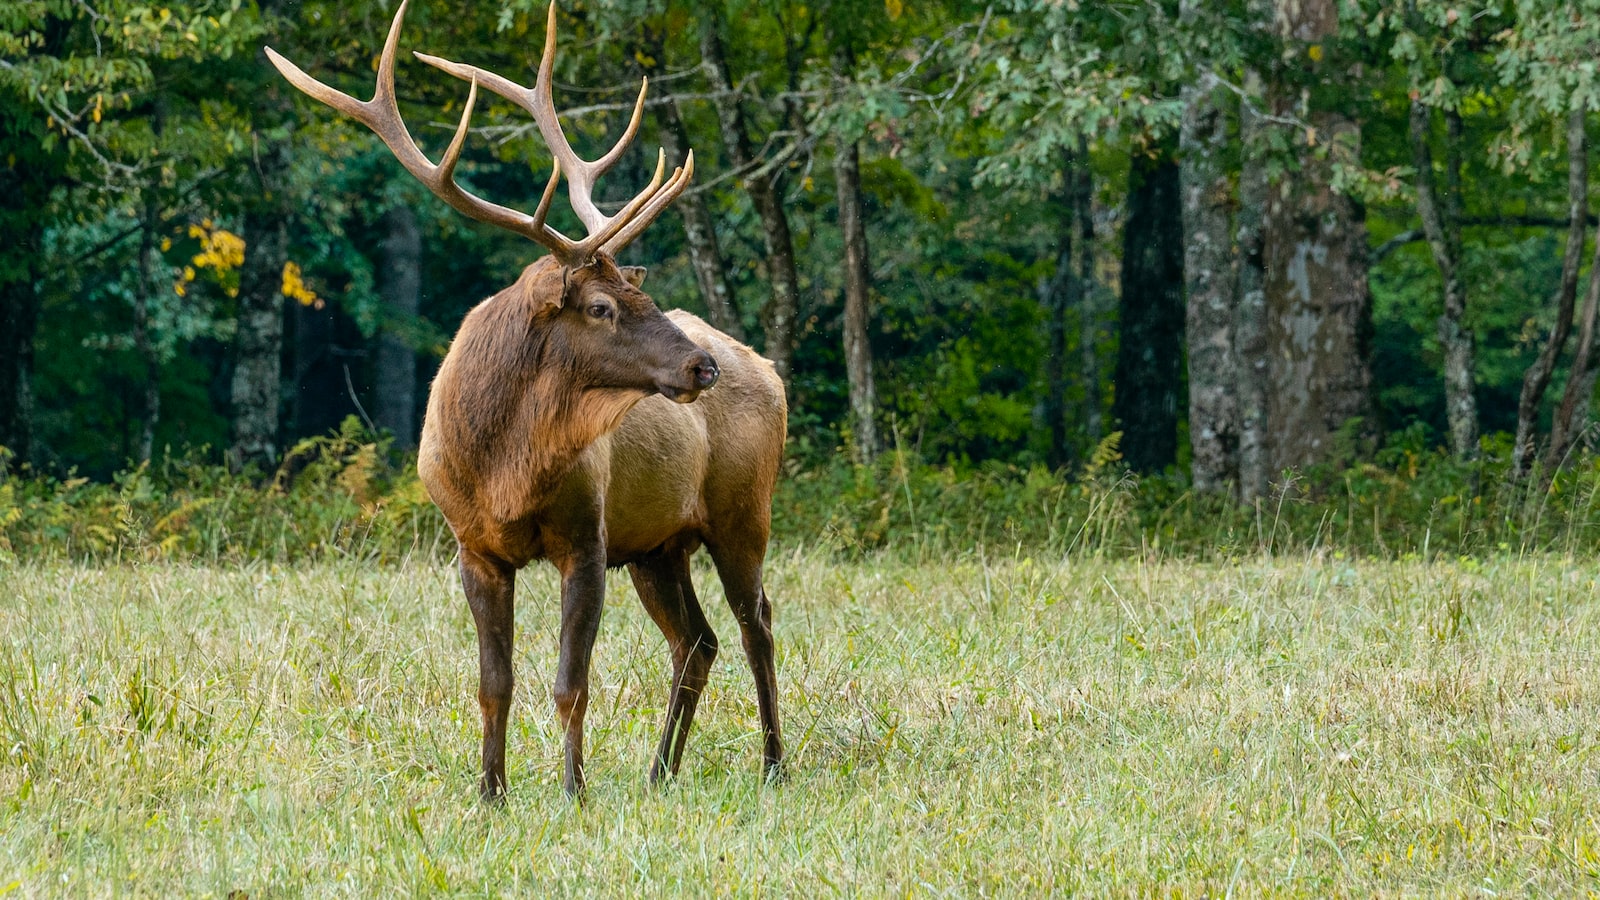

{"left": 266, "top": 1, "right": 786, "bottom": 798}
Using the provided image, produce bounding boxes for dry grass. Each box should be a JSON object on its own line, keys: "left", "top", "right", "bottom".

{"left": 2, "top": 550, "right": 1598, "bottom": 896}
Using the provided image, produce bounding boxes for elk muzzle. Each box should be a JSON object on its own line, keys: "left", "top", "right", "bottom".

{"left": 659, "top": 350, "right": 719, "bottom": 403}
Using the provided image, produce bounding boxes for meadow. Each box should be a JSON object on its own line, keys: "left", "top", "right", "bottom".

{"left": 2, "top": 548, "right": 1597, "bottom": 896}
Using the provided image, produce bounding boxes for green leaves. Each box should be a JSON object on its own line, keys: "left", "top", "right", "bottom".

{"left": 966, "top": 1, "right": 1186, "bottom": 188}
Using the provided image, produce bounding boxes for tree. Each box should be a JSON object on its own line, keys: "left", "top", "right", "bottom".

{"left": 1512, "top": 110, "right": 1586, "bottom": 477}
{"left": 228, "top": 218, "right": 287, "bottom": 465}
{"left": 634, "top": 19, "right": 744, "bottom": 339}
{"left": 0, "top": 93, "right": 57, "bottom": 464}
{"left": 1039, "top": 150, "right": 1075, "bottom": 470}
{"left": 1181, "top": 69, "right": 1238, "bottom": 492}
{"left": 374, "top": 204, "right": 421, "bottom": 450}
{"left": 699, "top": 5, "right": 802, "bottom": 383}
{"left": 970, "top": 1, "right": 1182, "bottom": 467}
{"left": 1261, "top": 0, "right": 1373, "bottom": 469}
{"left": 1113, "top": 139, "right": 1185, "bottom": 473}
{"left": 829, "top": 37, "right": 880, "bottom": 461}
{"left": 1496, "top": 0, "right": 1600, "bottom": 472}
{"left": 1, "top": 0, "right": 261, "bottom": 467}
{"left": 1409, "top": 99, "right": 1476, "bottom": 458}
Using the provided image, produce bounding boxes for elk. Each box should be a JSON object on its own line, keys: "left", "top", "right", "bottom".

{"left": 266, "top": 1, "right": 786, "bottom": 798}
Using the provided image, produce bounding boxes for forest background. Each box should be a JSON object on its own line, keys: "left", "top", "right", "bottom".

{"left": 6, "top": 0, "right": 1600, "bottom": 559}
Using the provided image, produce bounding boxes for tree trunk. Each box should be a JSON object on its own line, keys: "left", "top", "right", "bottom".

{"left": 1262, "top": 0, "right": 1372, "bottom": 470}
{"left": 660, "top": 99, "right": 743, "bottom": 339}
{"left": 0, "top": 95, "right": 59, "bottom": 466}
{"left": 0, "top": 270, "right": 38, "bottom": 467}
{"left": 231, "top": 206, "right": 287, "bottom": 470}
{"left": 1514, "top": 109, "right": 1587, "bottom": 478}
{"left": 700, "top": 12, "right": 799, "bottom": 382}
{"left": 831, "top": 42, "right": 878, "bottom": 462}
{"left": 1073, "top": 134, "right": 1102, "bottom": 450}
{"left": 0, "top": 216, "right": 40, "bottom": 466}
{"left": 375, "top": 204, "right": 421, "bottom": 450}
{"left": 1546, "top": 238, "right": 1600, "bottom": 472}
{"left": 834, "top": 136, "right": 879, "bottom": 461}
{"left": 1235, "top": 69, "right": 1271, "bottom": 502}
{"left": 1411, "top": 100, "right": 1477, "bottom": 458}
{"left": 1040, "top": 151, "right": 1074, "bottom": 470}
{"left": 230, "top": 63, "right": 294, "bottom": 472}
{"left": 1113, "top": 140, "right": 1185, "bottom": 474}
{"left": 1181, "top": 75, "right": 1238, "bottom": 493}
{"left": 637, "top": 27, "right": 743, "bottom": 339}
{"left": 133, "top": 196, "right": 163, "bottom": 464}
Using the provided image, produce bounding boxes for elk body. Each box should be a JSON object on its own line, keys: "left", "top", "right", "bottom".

{"left": 268, "top": 1, "right": 786, "bottom": 798}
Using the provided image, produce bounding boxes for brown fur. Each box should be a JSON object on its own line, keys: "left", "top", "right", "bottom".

{"left": 418, "top": 253, "right": 787, "bottom": 797}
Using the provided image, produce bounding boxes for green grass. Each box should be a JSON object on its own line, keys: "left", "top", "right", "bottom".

{"left": 2, "top": 550, "right": 1599, "bottom": 895}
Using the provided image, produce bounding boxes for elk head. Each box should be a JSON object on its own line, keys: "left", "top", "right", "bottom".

{"left": 510, "top": 254, "right": 720, "bottom": 403}
{"left": 264, "top": 0, "right": 716, "bottom": 401}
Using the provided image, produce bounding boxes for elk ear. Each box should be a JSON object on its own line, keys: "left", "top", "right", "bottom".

{"left": 511, "top": 259, "right": 567, "bottom": 317}
{"left": 618, "top": 266, "right": 647, "bottom": 289}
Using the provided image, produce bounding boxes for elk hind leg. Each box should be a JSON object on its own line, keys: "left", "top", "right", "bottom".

{"left": 628, "top": 546, "right": 718, "bottom": 783}
{"left": 708, "top": 542, "right": 783, "bottom": 781}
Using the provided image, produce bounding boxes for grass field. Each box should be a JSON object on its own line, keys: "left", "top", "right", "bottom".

{"left": 2, "top": 549, "right": 1599, "bottom": 896}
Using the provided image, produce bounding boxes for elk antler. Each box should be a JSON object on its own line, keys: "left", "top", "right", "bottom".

{"left": 264, "top": 0, "right": 692, "bottom": 268}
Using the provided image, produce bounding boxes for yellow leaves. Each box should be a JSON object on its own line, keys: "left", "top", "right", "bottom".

{"left": 886, "top": 0, "right": 903, "bottom": 20}
{"left": 174, "top": 221, "right": 244, "bottom": 297}
{"left": 282, "top": 261, "right": 323, "bottom": 309}
{"left": 159, "top": 237, "right": 171, "bottom": 252}
{"left": 189, "top": 224, "right": 243, "bottom": 271}
{"left": 1308, "top": 44, "right": 1324, "bottom": 63}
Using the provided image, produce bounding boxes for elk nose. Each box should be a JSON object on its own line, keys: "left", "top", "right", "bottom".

{"left": 691, "top": 352, "right": 720, "bottom": 390}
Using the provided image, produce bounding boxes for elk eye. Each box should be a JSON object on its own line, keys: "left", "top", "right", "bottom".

{"left": 587, "top": 303, "right": 612, "bottom": 320}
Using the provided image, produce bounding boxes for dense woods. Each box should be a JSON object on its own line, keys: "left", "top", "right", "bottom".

{"left": 6, "top": 0, "right": 1600, "bottom": 498}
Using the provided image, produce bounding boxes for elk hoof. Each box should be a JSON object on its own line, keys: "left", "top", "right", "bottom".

{"left": 479, "top": 777, "right": 508, "bottom": 805}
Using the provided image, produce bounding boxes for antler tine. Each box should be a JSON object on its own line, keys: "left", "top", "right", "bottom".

{"left": 528, "top": 0, "right": 609, "bottom": 235}
{"left": 589, "top": 77, "right": 650, "bottom": 178}
{"left": 582, "top": 148, "right": 668, "bottom": 251}
{"left": 602, "top": 150, "right": 695, "bottom": 256}
{"left": 413, "top": 47, "right": 607, "bottom": 236}
{"left": 416, "top": 0, "right": 690, "bottom": 265}
{"left": 266, "top": 1, "right": 586, "bottom": 265}
{"left": 275, "top": 0, "right": 688, "bottom": 267}
{"left": 437, "top": 76, "right": 480, "bottom": 183}
{"left": 530, "top": 157, "right": 563, "bottom": 233}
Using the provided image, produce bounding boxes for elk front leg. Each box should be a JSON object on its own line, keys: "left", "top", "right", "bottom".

{"left": 460, "top": 547, "right": 517, "bottom": 801}
{"left": 553, "top": 548, "right": 606, "bottom": 796}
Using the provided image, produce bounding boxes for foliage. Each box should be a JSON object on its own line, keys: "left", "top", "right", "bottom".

{"left": 5, "top": 0, "right": 1600, "bottom": 494}
{"left": 7, "top": 426, "right": 1600, "bottom": 565}
{"left": 0, "top": 418, "right": 448, "bottom": 562}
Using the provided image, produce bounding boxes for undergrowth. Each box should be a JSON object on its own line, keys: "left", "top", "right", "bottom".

{"left": 3, "top": 418, "right": 1600, "bottom": 564}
